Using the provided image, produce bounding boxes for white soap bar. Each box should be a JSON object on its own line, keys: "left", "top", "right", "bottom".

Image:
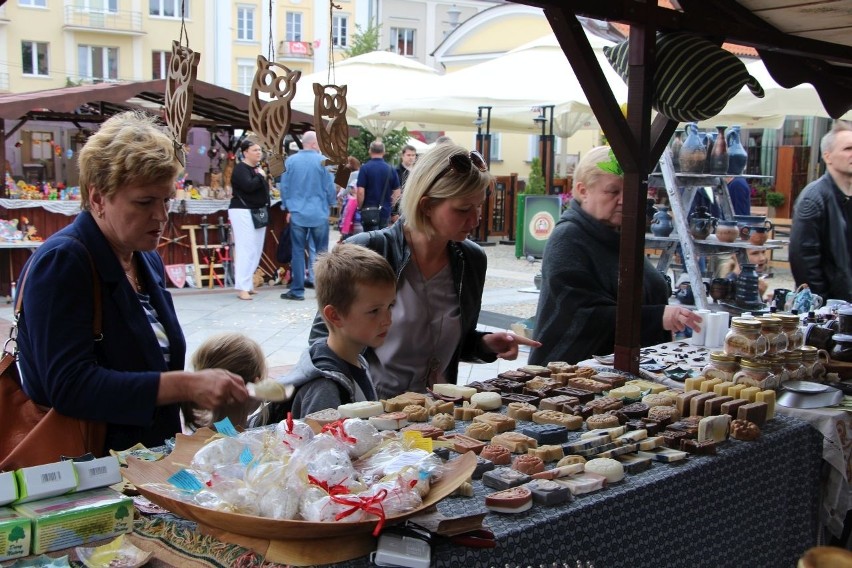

{"left": 636, "top": 448, "right": 688, "bottom": 463}
{"left": 581, "top": 426, "right": 627, "bottom": 440}
{"left": 338, "top": 401, "right": 384, "bottom": 418}
{"left": 431, "top": 384, "right": 476, "bottom": 400}
{"left": 564, "top": 434, "right": 610, "bottom": 452}
{"left": 584, "top": 458, "right": 625, "bottom": 483}
{"left": 596, "top": 442, "right": 638, "bottom": 459}
{"left": 616, "top": 429, "right": 648, "bottom": 443}
{"left": 470, "top": 392, "right": 502, "bottom": 410}
{"left": 638, "top": 436, "right": 665, "bottom": 450}
{"left": 368, "top": 412, "right": 409, "bottom": 430}
{"left": 555, "top": 472, "right": 607, "bottom": 495}
{"left": 698, "top": 414, "right": 731, "bottom": 443}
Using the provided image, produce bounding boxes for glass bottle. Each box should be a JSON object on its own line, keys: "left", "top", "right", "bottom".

{"left": 733, "top": 358, "right": 776, "bottom": 389}
{"left": 778, "top": 313, "right": 804, "bottom": 350}
{"left": 755, "top": 354, "right": 786, "bottom": 386}
{"left": 701, "top": 351, "right": 739, "bottom": 382}
{"left": 782, "top": 350, "right": 806, "bottom": 382}
{"left": 724, "top": 317, "right": 768, "bottom": 358}
{"left": 757, "top": 316, "right": 788, "bottom": 355}
{"left": 799, "top": 346, "right": 826, "bottom": 381}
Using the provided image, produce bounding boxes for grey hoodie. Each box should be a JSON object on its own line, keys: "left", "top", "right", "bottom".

{"left": 253, "top": 339, "right": 377, "bottom": 423}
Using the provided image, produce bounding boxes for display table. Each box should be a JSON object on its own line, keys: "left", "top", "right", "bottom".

{"left": 586, "top": 341, "right": 852, "bottom": 542}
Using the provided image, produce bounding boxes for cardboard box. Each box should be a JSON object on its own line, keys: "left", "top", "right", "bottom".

{"left": 13, "top": 488, "right": 133, "bottom": 554}
{"left": 72, "top": 456, "right": 122, "bottom": 493}
{"left": 0, "top": 507, "right": 31, "bottom": 562}
{"left": 0, "top": 472, "right": 17, "bottom": 507}
{"left": 13, "top": 461, "right": 77, "bottom": 504}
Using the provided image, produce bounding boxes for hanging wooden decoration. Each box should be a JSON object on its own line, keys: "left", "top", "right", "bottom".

{"left": 249, "top": 56, "right": 301, "bottom": 178}
{"left": 313, "top": 0, "right": 350, "bottom": 168}
{"left": 163, "top": 2, "right": 200, "bottom": 167}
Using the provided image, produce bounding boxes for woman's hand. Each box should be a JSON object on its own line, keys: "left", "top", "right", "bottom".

{"left": 482, "top": 332, "right": 542, "bottom": 360}
{"left": 158, "top": 369, "right": 248, "bottom": 408}
{"left": 663, "top": 306, "right": 703, "bottom": 333}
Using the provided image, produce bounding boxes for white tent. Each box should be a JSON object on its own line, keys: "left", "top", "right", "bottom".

{"left": 359, "top": 32, "right": 626, "bottom": 135}
{"left": 287, "top": 50, "right": 441, "bottom": 139}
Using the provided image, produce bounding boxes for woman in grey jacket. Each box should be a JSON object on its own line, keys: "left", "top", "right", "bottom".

{"left": 310, "top": 143, "right": 538, "bottom": 398}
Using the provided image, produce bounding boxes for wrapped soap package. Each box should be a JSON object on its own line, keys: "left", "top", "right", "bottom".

{"left": 13, "top": 488, "right": 133, "bottom": 554}
{"left": 0, "top": 507, "right": 31, "bottom": 562}
{"left": 0, "top": 472, "right": 17, "bottom": 507}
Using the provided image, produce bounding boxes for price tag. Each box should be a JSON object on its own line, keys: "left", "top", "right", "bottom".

{"left": 167, "top": 469, "right": 204, "bottom": 493}
{"left": 214, "top": 417, "right": 239, "bottom": 437}
{"left": 403, "top": 431, "right": 433, "bottom": 452}
{"left": 239, "top": 447, "right": 254, "bottom": 466}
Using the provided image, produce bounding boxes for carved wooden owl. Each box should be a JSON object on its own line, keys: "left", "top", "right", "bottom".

{"left": 164, "top": 40, "right": 201, "bottom": 166}
{"left": 249, "top": 55, "right": 301, "bottom": 175}
{"left": 313, "top": 83, "right": 349, "bottom": 165}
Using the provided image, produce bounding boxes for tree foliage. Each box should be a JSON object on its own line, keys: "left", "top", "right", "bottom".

{"left": 526, "top": 157, "right": 546, "bottom": 195}
{"left": 344, "top": 22, "right": 382, "bottom": 58}
{"left": 348, "top": 126, "right": 410, "bottom": 165}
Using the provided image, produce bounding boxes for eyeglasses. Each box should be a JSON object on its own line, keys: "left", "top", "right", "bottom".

{"left": 432, "top": 151, "right": 487, "bottom": 186}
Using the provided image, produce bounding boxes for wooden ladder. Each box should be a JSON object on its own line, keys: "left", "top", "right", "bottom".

{"left": 182, "top": 224, "right": 225, "bottom": 288}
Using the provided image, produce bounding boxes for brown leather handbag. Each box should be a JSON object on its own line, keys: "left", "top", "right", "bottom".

{"left": 0, "top": 245, "right": 107, "bottom": 471}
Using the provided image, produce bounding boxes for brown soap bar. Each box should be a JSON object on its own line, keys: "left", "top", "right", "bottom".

{"left": 498, "top": 370, "right": 534, "bottom": 383}
{"left": 523, "top": 387, "right": 552, "bottom": 401}
{"left": 492, "top": 379, "right": 524, "bottom": 393}
{"left": 618, "top": 402, "right": 650, "bottom": 420}
{"left": 666, "top": 420, "right": 698, "bottom": 437}
{"left": 551, "top": 387, "right": 596, "bottom": 404}
{"left": 447, "top": 433, "right": 486, "bottom": 454}
{"left": 704, "top": 395, "right": 733, "bottom": 417}
{"left": 721, "top": 398, "right": 749, "bottom": 419}
{"left": 482, "top": 468, "right": 532, "bottom": 490}
{"left": 512, "top": 454, "right": 545, "bottom": 475}
{"left": 590, "top": 372, "right": 626, "bottom": 388}
{"left": 502, "top": 392, "right": 541, "bottom": 406}
{"left": 480, "top": 444, "right": 512, "bottom": 465}
{"left": 519, "top": 365, "right": 552, "bottom": 377}
{"left": 540, "top": 395, "right": 580, "bottom": 411}
{"left": 660, "top": 429, "right": 691, "bottom": 449}
{"left": 484, "top": 486, "right": 533, "bottom": 512}
{"left": 676, "top": 390, "right": 701, "bottom": 417}
{"left": 506, "top": 402, "right": 537, "bottom": 421}
{"left": 466, "top": 380, "right": 502, "bottom": 394}
{"left": 526, "top": 377, "right": 560, "bottom": 392}
{"left": 566, "top": 377, "right": 608, "bottom": 393}
{"left": 640, "top": 418, "right": 663, "bottom": 435}
{"left": 737, "top": 401, "right": 768, "bottom": 427}
{"left": 680, "top": 438, "right": 718, "bottom": 455}
{"left": 690, "top": 392, "right": 717, "bottom": 417}
{"left": 585, "top": 396, "right": 624, "bottom": 414}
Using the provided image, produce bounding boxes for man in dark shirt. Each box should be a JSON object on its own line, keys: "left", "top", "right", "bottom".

{"left": 725, "top": 176, "right": 752, "bottom": 215}
{"left": 392, "top": 144, "right": 417, "bottom": 222}
{"left": 357, "top": 141, "right": 400, "bottom": 232}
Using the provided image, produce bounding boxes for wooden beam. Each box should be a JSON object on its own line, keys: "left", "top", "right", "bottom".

{"left": 544, "top": 8, "right": 637, "bottom": 171}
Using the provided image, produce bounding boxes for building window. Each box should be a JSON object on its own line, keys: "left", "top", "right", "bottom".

{"left": 19, "top": 0, "right": 47, "bottom": 7}
{"left": 30, "top": 132, "right": 53, "bottom": 161}
{"left": 470, "top": 133, "right": 502, "bottom": 162}
{"left": 237, "top": 6, "right": 254, "bottom": 41}
{"left": 78, "top": 45, "right": 118, "bottom": 81}
{"left": 332, "top": 15, "right": 348, "bottom": 48}
{"left": 22, "top": 41, "right": 49, "bottom": 76}
{"left": 237, "top": 60, "right": 253, "bottom": 95}
{"left": 82, "top": 0, "right": 117, "bottom": 11}
{"left": 286, "top": 12, "right": 302, "bottom": 42}
{"left": 149, "top": 0, "right": 189, "bottom": 18}
{"left": 390, "top": 27, "right": 415, "bottom": 56}
{"left": 152, "top": 50, "right": 171, "bottom": 79}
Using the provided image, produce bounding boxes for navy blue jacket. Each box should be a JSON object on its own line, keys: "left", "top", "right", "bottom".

{"left": 16, "top": 211, "right": 186, "bottom": 452}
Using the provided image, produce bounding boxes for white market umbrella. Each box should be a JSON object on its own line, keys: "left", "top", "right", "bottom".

{"left": 288, "top": 50, "right": 442, "bottom": 138}
{"left": 360, "top": 32, "right": 627, "bottom": 134}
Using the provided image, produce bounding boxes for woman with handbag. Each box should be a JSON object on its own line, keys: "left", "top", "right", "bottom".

{"left": 4, "top": 112, "right": 249, "bottom": 467}
{"left": 229, "top": 138, "right": 270, "bottom": 300}
{"left": 310, "top": 143, "right": 540, "bottom": 398}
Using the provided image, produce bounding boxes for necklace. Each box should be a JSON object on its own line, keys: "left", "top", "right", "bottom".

{"left": 408, "top": 236, "right": 445, "bottom": 385}
{"left": 121, "top": 253, "right": 142, "bottom": 292}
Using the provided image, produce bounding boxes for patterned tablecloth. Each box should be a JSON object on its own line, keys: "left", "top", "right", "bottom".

{"left": 623, "top": 340, "right": 852, "bottom": 540}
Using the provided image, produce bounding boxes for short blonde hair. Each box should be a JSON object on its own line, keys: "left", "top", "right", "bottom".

{"left": 572, "top": 145, "right": 619, "bottom": 203}
{"left": 78, "top": 111, "right": 180, "bottom": 211}
{"left": 315, "top": 243, "right": 395, "bottom": 319}
{"left": 399, "top": 143, "right": 493, "bottom": 238}
{"left": 183, "top": 332, "right": 267, "bottom": 431}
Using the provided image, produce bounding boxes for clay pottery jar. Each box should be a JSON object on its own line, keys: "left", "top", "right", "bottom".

{"left": 671, "top": 130, "right": 683, "bottom": 172}
{"left": 710, "top": 278, "right": 732, "bottom": 302}
{"left": 688, "top": 205, "right": 716, "bottom": 240}
{"left": 830, "top": 333, "right": 852, "bottom": 362}
{"left": 709, "top": 125, "right": 729, "bottom": 174}
{"left": 726, "top": 125, "right": 748, "bottom": 175}
{"left": 715, "top": 220, "right": 739, "bottom": 243}
{"left": 735, "top": 263, "right": 763, "bottom": 308}
{"left": 650, "top": 205, "right": 674, "bottom": 237}
{"left": 748, "top": 226, "right": 769, "bottom": 246}
{"left": 678, "top": 123, "right": 707, "bottom": 174}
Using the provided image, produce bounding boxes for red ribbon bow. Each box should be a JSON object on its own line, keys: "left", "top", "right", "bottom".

{"left": 322, "top": 419, "right": 357, "bottom": 445}
{"left": 330, "top": 489, "right": 389, "bottom": 537}
{"left": 307, "top": 474, "right": 350, "bottom": 496}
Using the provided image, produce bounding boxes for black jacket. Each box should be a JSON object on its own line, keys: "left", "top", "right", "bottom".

{"left": 789, "top": 173, "right": 852, "bottom": 302}
{"left": 229, "top": 161, "right": 269, "bottom": 209}
{"left": 309, "top": 221, "right": 497, "bottom": 387}
{"left": 529, "top": 200, "right": 671, "bottom": 365}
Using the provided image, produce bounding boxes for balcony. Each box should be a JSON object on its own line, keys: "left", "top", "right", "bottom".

{"left": 277, "top": 41, "right": 313, "bottom": 60}
{"left": 64, "top": 5, "right": 143, "bottom": 35}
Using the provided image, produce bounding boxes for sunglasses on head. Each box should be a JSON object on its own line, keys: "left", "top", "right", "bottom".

{"left": 432, "top": 151, "right": 487, "bottom": 185}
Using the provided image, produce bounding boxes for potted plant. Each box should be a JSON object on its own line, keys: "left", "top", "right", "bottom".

{"left": 765, "top": 190, "right": 785, "bottom": 217}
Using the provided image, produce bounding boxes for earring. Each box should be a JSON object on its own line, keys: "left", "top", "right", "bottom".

{"left": 97, "top": 210, "right": 105, "bottom": 219}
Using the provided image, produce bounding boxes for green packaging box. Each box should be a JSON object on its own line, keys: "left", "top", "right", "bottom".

{"left": 13, "top": 488, "right": 132, "bottom": 554}
{"left": 0, "top": 507, "right": 31, "bottom": 562}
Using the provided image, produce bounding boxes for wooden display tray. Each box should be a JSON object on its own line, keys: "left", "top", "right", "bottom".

{"left": 123, "top": 427, "right": 476, "bottom": 566}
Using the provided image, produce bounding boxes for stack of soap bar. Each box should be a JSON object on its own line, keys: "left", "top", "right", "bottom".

{"left": 676, "top": 390, "right": 701, "bottom": 416}
{"left": 704, "top": 395, "right": 733, "bottom": 416}
{"left": 720, "top": 398, "right": 748, "bottom": 418}
{"left": 755, "top": 390, "right": 776, "bottom": 420}
{"left": 690, "top": 393, "right": 717, "bottom": 417}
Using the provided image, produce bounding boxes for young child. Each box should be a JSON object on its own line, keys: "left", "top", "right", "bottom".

{"left": 338, "top": 184, "right": 361, "bottom": 241}
{"left": 258, "top": 244, "right": 396, "bottom": 421}
{"left": 182, "top": 332, "right": 267, "bottom": 432}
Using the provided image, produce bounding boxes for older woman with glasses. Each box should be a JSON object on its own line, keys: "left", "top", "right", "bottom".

{"left": 529, "top": 146, "right": 702, "bottom": 365}
{"left": 310, "top": 143, "right": 539, "bottom": 398}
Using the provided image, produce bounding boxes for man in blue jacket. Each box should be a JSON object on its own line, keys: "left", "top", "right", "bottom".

{"left": 279, "top": 131, "right": 336, "bottom": 301}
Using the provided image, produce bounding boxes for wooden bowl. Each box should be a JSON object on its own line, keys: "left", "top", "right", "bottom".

{"left": 122, "top": 427, "right": 477, "bottom": 541}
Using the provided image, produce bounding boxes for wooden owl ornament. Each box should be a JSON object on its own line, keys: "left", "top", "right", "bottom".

{"left": 249, "top": 55, "right": 301, "bottom": 177}
{"left": 313, "top": 83, "right": 349, "bottom": 166}
{"left": 164, "top": 40, "right": 201, "bottom": 166}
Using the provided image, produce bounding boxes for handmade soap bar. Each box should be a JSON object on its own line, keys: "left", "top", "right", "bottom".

{"left": 595, "top": 442, "right": 638, "bottom": 459}
{"left": 573, "top": 441, "right": 621, "bottom": 458}
{"left": 616, "top": 454, "right": 652, "bottom": 474}
{"left": 506, "top": 402, "right": 537, "bottom": 421}
{"left": 555, "top": 472, "right": 607, "bottom": 495}
{"left": 382, "top": 392, "right": 427, "bottom": 412}
{"left": 585, "top": 396, "right": 624, "bottom": 414}
{"left": 727, "top": 384, "right": 746, "bottom": 400}
{"left": 698, "top": 414, "right": 731, "bottom": 443}
{"left": 720, "top": 397, "right": 749, "bottom": 419}
{"left": 533, "top": 410, "right": 583, "bottom": 430}
{"left": 684, "top": 376, "right": 705, "bottom": 392}
{"left": 369, "top": 412, "right": 409, "bottom": 430}
{"left": 520, "top": 364, "right": 551, "bottom": 377}
{"left": 584, "top": 458, "right": 625, "bottom": 483}
{"left": 466, "top": 380, "right": 502, "bottom": 393}
{"left": 526, "top": 377, "right": 560, "bottom": 393}
{"left": 676, "top": 390, "right": 701, "bottom": 416}
{"left": 638, "top": 436, "right": 665, "bottom": 450}
{"left": 432, "top": 384, "right": 476, "bottom": 400}
{"left": 755, "top": 390, "right": 776, "bottom": 420}
{"left": 564, "top": 434, "right": 610, "bottom": 453}
{"left": 737, "top": 401, "right": 769, "bottom": 426}
{"left": 532, "top": 463, "right": 585, "bottom": 480}
{"left": 699, "top": 378, "right": 723, "bottom": 393}
{"left": 616, "top": 429, "right": 648, "bottom": 443}
{"left": 660, "top": 429, "right": 691, "bottom": 449}
{"left": 485, "top": 486, "right": 533, "bottom": 513}
{"left": 704, "top": 395, "right": 733, "bottom": 416}
{"left": 465, "top": 421, "right": 496, "bottom": 441}
{"left": 472, "top": 456, "right": 496, "bottom": 479}
{"left": 402, "top": 404, "right": 429, "bottom": 422}
{"left": 493, "top": 379, "right": 524, "bottom": 393}
{"left": 585, "top": 414, "right": 620, "bottom": 430}
{"left": 642, "top": 393, "right": 675, "bottom": 408}
{"left": 428, "top": 399, "right": 455, "bottom": 416}
{"left": 491, "top": 432, "right": 538, "bottom": 453}
{"left": 470, "top": 392, "right": 502, "bottom": 410}
{"left": 539, "top": 395, "right": 580, "bottom": 411}
{"left": 501, "top": 393, "right": 540, "bottom": 406}
{"left": 527, "top": 444, "right": 564, "bottom": 462}
{"left": 480, "top": 444, "right": 512, "bottom": 465}
{"left": 512, "top": 454, "right": 545, "bottom": 475}
{"left": 646, "top": 406, "right": 680, "bottom": 425}
{"left": 498, "top": 370, "right": 533, "bottom": 383}
{"left": 589, "top": 372, "right": 626, "bottom": 388}
{"left": 626, "top": 379, "right": 668, "bottom": 394}
{"left": 521, "top": 423, "right": 569, "bottom": 445}
{"left": 636, "top": 447, "right": 688, "bottom": 463}
{"left": 453, "top": 404, "right": 484, "bottom": 421}
{"left": 447, "top": 433, "right": 486, "bottom": 454}
{"left": 581, "top": 425, "right": 627, "bottom": 440}
{"left": 740, "top": 386, "right": 761, "bottom": 402}
{"left": 525, "top": 479, "right": 571, "bottom": 506}
{"left": 690, "top": 392, "right": 717, "bottom": 417}
{"left": 680, "top": 438, "right": 718, "bottom": 455}
{"left": 482, "top": 467, "right": 532, "bottom": 490}
{"left": 566, "top": 377, "right": 608, "bottom": 393}
{"left": 430, "top": 413, "right": 455, "bottom": 431}
{"left": 547, "top": 362, "right": 576, "bottom": 374}
{"left": 339, "top": 400, "right": 385, "bottom": 418}
{"left": 713, "top": 381, "right": 736, "bottom": 397}
{"left": 617, "top": 402, "right": 650, "bottom": 420}
{"left": 551, "top": 387, "right": 596, "bottom": 403}
{"left": 730, "top": 419, "right": 761, "bottom": 440}
{"left": 474, "top": 412, "right": 517, "bottom": 433}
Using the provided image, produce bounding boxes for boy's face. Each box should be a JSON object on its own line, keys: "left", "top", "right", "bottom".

{"left": 335, "top": 282, "right": 396, "bottom": 348}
